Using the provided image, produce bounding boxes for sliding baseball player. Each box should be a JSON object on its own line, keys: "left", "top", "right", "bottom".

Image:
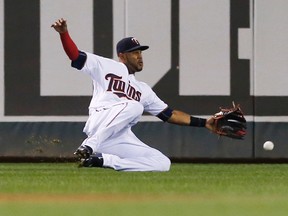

{"left": 51, "top": 18, "right": 246, "bottom": 171}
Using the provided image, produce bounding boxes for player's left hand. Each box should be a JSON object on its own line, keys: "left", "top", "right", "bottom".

{"left": 206, "top": 102, "right": 247, "bottom": 139}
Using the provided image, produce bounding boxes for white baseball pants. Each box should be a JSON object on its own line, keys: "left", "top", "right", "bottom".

{"left": 80, "top": 101, "right": 171, "bottom": 172}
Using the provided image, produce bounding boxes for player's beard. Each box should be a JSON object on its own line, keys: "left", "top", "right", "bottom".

{"left": 126, "top": 62, "right": 143, "bottom": 74}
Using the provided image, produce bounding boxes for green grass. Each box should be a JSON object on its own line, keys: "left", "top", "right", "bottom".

{"left": 1, "top": 163, "right": 288, "bottom": 216}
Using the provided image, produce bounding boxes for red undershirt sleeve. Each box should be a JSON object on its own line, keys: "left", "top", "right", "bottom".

{"left": 60, "top": 31, "right": 79, "bottom": 61}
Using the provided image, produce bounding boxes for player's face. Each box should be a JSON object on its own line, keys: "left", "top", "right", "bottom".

{"left": 121, "top": 50, "right": 144, "bottom": 74}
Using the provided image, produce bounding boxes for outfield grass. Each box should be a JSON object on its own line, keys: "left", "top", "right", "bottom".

{"left": 0, "top": 163, "right": 288, "bottom": 216}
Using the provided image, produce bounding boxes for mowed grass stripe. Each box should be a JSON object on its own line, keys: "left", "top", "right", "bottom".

{"left": 1, "top": 163, "right": 288, "bottom": 195}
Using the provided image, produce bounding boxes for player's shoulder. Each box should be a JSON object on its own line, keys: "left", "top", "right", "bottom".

{"left": 135, "top": 79, "right": 154, "bottom": 92}
{"left": 84, "top": 52, "right": 125, "bottom": 70}
{"left": 86, "top": 52, "right": 118, "bottom": 63}
{"left": 137, "top": 80, "right": 149, "bottom": 86}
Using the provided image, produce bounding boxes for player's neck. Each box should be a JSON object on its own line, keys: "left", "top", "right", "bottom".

{"left": 124, "top": 64, "right": 136, "bottom": 75}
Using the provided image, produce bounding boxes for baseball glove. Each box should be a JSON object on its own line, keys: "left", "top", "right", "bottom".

{"left": 212, "top": 102, "right": 247, "bottom": 139}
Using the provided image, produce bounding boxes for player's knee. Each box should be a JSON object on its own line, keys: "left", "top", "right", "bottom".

{"left": 158, "top": 155, "right": 171, "bottom": 172}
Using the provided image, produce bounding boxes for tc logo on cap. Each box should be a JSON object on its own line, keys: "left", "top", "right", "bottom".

{"left": 131, "top": 38, "right": 140, "bottom": 45}
{"left": 116, "top": 36, "right": 149, "bottom": 55}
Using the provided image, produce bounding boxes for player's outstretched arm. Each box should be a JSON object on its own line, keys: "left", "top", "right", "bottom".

{"left": 166, "top": 110, "right": 191, "bottom": 125}
{"left": 166, "top": 109, "right": 215, "bottom": 131}
{"left": 51, "top": 18, "right": 79, "bottom": 61}
{"left": 166, "top": 106, "right": 247, "bottom": 139}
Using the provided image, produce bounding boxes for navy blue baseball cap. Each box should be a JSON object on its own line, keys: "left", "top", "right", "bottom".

{"left": 116, "top": 37, "right": 149, "bottom": 55}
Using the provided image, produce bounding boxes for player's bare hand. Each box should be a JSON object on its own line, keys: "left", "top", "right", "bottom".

{"left": 51, "top": 18, "right": 67, "bottom": 33}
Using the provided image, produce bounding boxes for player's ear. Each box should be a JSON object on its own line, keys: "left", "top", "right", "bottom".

{"left": 118, "top": 53, "right": 127, "bottom": 63}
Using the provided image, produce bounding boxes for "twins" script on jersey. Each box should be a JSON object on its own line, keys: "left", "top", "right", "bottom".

{"left": 105, "top": 73, "right": 142, "bottom": 101}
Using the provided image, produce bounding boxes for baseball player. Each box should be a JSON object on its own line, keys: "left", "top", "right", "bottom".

{"left": 51, "top": 18, "right": 216, "bottom": 172}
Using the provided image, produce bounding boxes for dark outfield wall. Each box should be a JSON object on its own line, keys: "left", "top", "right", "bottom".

{"left": 0, "top": 121, "right": 287, "bottom": 161}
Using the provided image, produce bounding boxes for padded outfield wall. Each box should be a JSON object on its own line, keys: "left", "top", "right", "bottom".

{"left": 1, "top": 0, "right": 288, "bottom": 160}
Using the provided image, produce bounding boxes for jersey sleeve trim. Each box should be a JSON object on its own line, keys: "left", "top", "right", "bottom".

{"left": 71, "top": 51, "right": 87, "bottom": 70}
{"left": 157, "top": 107, "right": 173, "bottom": 122}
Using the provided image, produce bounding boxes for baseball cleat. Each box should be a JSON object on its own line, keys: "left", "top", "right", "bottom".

{"left": 78, "top": 156, "right": 104, "bottom": 168}
{"left": 74, "top": 145, "right": 92, "bottom": 160}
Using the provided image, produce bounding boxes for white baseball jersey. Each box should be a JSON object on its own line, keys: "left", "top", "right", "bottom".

{"left": 75, "top": 51, "right": 171, "bottom": 171}
{"left": 79, "top": 52, "right": 168, "bottom": 116}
